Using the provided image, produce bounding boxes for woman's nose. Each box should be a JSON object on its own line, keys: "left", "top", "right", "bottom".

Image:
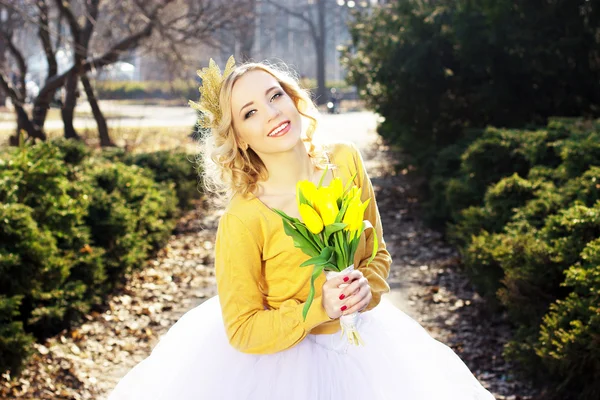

{"left": 266, "top": 103, "right": 281, "bottom": 121}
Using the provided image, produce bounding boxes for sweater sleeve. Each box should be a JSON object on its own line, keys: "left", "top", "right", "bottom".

{"left": 214, "top": 212, "right": 332, "bottom": 354}
{"left": 349, "top": 143, "right": 392, "bottom": 312}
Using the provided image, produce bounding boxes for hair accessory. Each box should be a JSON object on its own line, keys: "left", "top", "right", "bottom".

{"left": 189, "top": 56, "right": 236, "bottom": 130}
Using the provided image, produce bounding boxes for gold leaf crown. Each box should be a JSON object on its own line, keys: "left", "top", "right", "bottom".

{"left": 189, "top": 56, "right": 236, "bottom": 130}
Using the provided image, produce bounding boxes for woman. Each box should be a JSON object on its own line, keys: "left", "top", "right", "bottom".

{"left": 108, "top": 58, "right": 495, "bottom": 400}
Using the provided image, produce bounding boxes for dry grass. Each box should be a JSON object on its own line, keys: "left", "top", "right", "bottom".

{"left": 0, "top": 125, "right": 200, "bottom": 155}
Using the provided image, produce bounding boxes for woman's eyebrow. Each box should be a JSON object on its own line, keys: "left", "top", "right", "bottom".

{"left": 239, "top": 86, "right": 280, "bottom": 116}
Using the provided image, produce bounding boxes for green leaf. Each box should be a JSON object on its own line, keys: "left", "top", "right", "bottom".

{"left": 316, "top": 165, "right": 329, "bottom": 189}
{"left": 271, "top": 208, "right": 300, "bottom": 224}
{"left": 299, "top": 246, "right": 335, "bottom": 267}
{"left": 324, "top": 222, "right": 346, "bottom": 242}
{"left": 343, "top": 172, "right": 358, "bottom": 193}
{"left": 283, "top": 220, "right": 320, "bottom": 257}
{"left": 362, "top": 220, "right": 378, "bottom": 265}
{"left": 302, "top": 264, "right": 325, "bottom": 321}
{"left": 293, "top": 222, "right": 322, "bottom": 250}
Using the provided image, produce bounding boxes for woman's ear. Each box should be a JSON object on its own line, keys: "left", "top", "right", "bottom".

{"left": 239, "top": 140, "right": 249, "bottom": 151}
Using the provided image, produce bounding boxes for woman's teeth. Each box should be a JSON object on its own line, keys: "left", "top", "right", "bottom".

{"left": 268, "top": 122, "right": 289, "bottom": 137}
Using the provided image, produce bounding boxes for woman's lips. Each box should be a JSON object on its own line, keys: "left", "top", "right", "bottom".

{"left": 268, "top": 121, "right": 291, "bottom": 137}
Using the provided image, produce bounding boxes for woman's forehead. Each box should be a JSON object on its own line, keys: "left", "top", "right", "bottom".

{"left": 232, "top": 70, "right": 279, "bottom": 102}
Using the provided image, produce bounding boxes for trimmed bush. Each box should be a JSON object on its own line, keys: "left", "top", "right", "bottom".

{"left": 460, "top": 231, "right": 507, "bottom": 304}
{"left": 86, "top": 162, "right": 177, "bottom": 288}
{"left": 560, "top": 131, "right": 600, "bottom": 179}
{"left": 123, "top": 151, "right": 201, "bottom": 210}
{"left": 0, "top": 139, "right": 196, "bottom": 376}
{"left": 0, "top": 295, "right": 34, "bottom": 376}
{"left": 428, "top": 118, "right": 600, "bottom": 397}
{"left": 536, "top": 238, "right": 600, "bottom": 400}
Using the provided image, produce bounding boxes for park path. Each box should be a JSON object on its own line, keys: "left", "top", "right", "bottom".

{"left": 1, "top": 111, "right": 538, "bottom": 400}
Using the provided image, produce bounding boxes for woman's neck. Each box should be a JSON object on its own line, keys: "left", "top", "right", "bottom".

{"left": 257, "top": 143, "right": 316, "bottom": 196}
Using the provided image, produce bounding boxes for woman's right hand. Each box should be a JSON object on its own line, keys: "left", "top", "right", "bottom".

{"left": 321, "top": 270, "right": 362, "bottom": 319}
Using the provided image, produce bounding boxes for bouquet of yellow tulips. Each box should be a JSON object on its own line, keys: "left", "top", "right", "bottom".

{"left": 272, "top": 168, "right": 377, "bottom": 346}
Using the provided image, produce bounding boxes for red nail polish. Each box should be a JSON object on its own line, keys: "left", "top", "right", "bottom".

{"left": 343, "top": 276, "right": 349, "bottom": 282}
{"left": 339, "top": 294, "right": 345, "bottom": 300}
{"left": 341, "top": 305, "right": 347, "bottom": 312}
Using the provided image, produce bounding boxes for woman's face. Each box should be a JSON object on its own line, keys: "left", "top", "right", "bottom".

{"left": 230, "top": 69, "right": 303, "bottom": 156}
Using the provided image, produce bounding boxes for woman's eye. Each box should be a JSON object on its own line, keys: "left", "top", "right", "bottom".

{"left": 244, "top": 92, "right": 282, "bottom": 119}
{"left": 271, "top": 92, "right": 283, "bottom": 102}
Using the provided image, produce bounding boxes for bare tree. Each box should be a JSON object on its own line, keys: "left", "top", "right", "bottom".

{"left": 263, "top": 0, "right": 329, "bottom": 104}
{"left": 0, "top": 0, "right": 254, "bottom": 145}
{"left": 0, "top": 1, "right": 45, "bottom": 142}
{"left": 53, "top": 0, "right": 114, "bottom": 145}
{"left": 236, "top": 0, "right": 257, "bottom": 61}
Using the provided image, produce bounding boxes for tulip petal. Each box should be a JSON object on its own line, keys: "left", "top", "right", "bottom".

{"left": 299, "top": 203, "right": 324, "bottom": 234}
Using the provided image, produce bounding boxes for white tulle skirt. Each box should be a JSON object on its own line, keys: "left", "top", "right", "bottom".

{"left": 108, "top": 296, "right": 495, "bottom": 400}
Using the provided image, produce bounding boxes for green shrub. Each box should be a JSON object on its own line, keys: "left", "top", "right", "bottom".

{"left": 560, "top": 132, "right": 600, "bottom": 178}
{"left": 0, "top": 150, "right": 104, "bottom": 340}
{"left": 0, "top": 295, "right": 34, "bottom": 376}
{"left": 510, "top": 182, "right": 563, "bottom": 230}
{"left": 514, "top": 129, "right": 563, "bottom": 168}
{"left": 444, "top": 177, "right": 482, "bottom": 221}
{"left": 460, "top": 231, "right": 507, "bottom": 304}
{"left": 542, "top": 203, "right": 600, "bottom": 268}
{"left": 460, "top": 128, "right": 531, "bottom": 195}
{"left": 536, "top": 238, "right": 600, "bottom": 400}
{"left": 0, "top": 139, "right": 189, "bottom": 376}
{"left": 560, "top": 166, "right": 600, "bottom": 208}
{"left": 447, "top": 206, "right": 495, "bottom": 248}
{"left": 423, "top": 136, "right": 479, "bottom": 227}
{"left": 123, "top": 151, "right": 201, "bottom": 210}
{"left": 496, "top": 227, "right": 559, "bottom": 327}
{"left": 483, "top": 174, "right": 539, "bottom": 227}
{"left": 86, "top": 162, "right": 177, "bottom": 287}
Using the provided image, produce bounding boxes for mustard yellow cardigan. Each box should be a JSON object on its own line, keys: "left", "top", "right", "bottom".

{"left": 214, "top": 141, "right": 392, "bottom": 354}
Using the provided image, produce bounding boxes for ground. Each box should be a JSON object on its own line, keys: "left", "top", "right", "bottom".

{"left": 1, "top": 111, "right": 540, "bottom": 400}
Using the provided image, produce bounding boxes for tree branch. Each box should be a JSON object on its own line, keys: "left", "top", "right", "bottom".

{"left": 37, "top": 0, "right": 58, "bottom": 79}
{"left": 263, "top": 0, "right": 315, "bottom": 30}
{"left": 0, "top": 31, "right": 27, "bottom": 100}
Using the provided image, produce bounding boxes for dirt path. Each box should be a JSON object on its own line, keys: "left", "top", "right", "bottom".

{"left": 1, "top": 120, "right": 540, "bottom": 399}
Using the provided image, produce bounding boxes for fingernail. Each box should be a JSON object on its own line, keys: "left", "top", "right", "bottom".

{"left": 339, "top": 294, "right": 345, "bottom": 300}
{"left": 343, "top": 277, "right": 349, "bottom": 282}
{"left": 341, "top": 305, "right": 347, "bottom": 312}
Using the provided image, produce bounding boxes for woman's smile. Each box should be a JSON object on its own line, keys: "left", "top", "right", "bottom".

{"left": 267, "top": 121, "right": 291, "bottom": 137}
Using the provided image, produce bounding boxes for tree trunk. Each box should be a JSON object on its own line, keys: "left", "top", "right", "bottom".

{"left": 0, "top": 41, "right": 5, "bottom": 107}
{"left": 315, "top": 0, "right": 327, "bottom": 105}
{"left": 61, "top": 71, "right": 81, "bottom": 140}
{"left": 80, "top": 74, "right": 114, "bottom": 147}
{"left": 238, "top": 0, "right": 256, "bottom": 61}
{"left": 0, "top": 73, "right": 46, "bottom": 143}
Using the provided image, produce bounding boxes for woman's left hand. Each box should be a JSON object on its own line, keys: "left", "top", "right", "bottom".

{"left": 338, "top": 269, "right": 372, "bottom": 315}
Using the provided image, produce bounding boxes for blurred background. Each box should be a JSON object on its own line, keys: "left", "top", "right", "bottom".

{"left": 1, "top": 1, "right": 599, "bottom": 399}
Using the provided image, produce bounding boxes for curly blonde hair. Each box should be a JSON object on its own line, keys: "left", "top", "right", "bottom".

{"left": 197, "top": 61, "right": 330, "bottom": 205}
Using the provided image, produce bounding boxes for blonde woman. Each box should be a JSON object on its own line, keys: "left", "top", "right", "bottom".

{"left": 108, "top": 58, "right": 495, "bottom": 400}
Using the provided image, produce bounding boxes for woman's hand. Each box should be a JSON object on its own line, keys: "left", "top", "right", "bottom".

{"left": 321, "top": 270, "right": 372, "bottom": 319}
{"left": 338, "top": 269, "right": 372, "bottom": 315}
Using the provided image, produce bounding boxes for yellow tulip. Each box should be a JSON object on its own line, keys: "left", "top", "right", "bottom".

{"left": 297, "top": 180, "right": 318, "bottom": 207}
{"left": 343, "top": 197, "right": 362, "bottom": 234}
{"left": 329, "top": 177, "right": 344, "bottom": 201}
{"left": 313, "top": 187, "right": 339, "bottom": 226}
{"left": 299, "top": 204, "right": 324, "bottom": 234}
{"left": 343, "top": 195, "right": 371, "bottom": 238}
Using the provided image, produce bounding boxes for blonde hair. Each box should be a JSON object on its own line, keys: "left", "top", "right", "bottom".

{"left": 197, "top": 61, "right": 330, "bottom": 205}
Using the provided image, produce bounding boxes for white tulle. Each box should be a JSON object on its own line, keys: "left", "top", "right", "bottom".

{"left": 108, "top": 296, "right": 495, "bottom": 400}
